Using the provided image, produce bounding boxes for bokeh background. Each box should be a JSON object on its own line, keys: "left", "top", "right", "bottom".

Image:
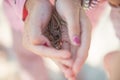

{"left": 0, "top": 0, "right": 120, "bottom": 80}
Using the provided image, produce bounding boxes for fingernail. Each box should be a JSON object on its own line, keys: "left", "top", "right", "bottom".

{"left": 73, "top": 36, "right": 80, "bottom": 45}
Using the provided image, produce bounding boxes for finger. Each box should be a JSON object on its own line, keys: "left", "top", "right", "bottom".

{"left": 70, "top": 45, "right": 78, "bottom": 77}
{"left": 68, "top": 77, "right": 76, "bottom": 80}
{"left": 73, "top": 9, "right": 91, "bottom": 74}
{"left": 57, "top": 63, "right": 74, "bottom": 79}
{"left": 71, "top": 45, "right": 78, "bottom": 60}
{"left": 58, "top": 40, "right": 73, "bottom": 67}
{"left": 57, "top": 58, "right": 73, "bottom": 68}
{"left": 56, "top": 0, "right": 81, "bottom": 46}
{"left": 27, "top": 44, "right": 71, "bottom": 59}
{"left": 24, "top": 24, "right": 71, "bottom": 59}
{"left": 62, "top": 39, "right": 70, "bottom": 52}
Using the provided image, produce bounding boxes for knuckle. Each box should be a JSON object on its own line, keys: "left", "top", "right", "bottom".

{"left": 30, "top": 37, "right": 42, "bottom": 45}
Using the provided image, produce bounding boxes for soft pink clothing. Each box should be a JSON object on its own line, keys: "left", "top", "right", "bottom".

{"left": 3, "top": 0, "right": 107, "bottom": 31}
{"left": 3, "top": 0, "right": 26, "bottom": 31}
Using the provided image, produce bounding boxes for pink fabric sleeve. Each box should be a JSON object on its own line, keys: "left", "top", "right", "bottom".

{"left": 3, "top": 0, "right": 26, "bottom": 31}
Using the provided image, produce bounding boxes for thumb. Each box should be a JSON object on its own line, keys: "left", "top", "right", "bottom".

{"left": 56, "top": 0, "right": 81, "bottom": 46}
{"left": 30, "top": 34, "right": 51, "bottom": 47}
{"left": 73, "top": 9, "right": 91, "bottom": 75}
{"left": 67, "top": 15, "right": 81, "bottom": 46}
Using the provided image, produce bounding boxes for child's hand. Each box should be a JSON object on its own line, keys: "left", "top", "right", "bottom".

{"left": 23, "top": 0, "right": 73, "bottom": 77}
{"left": 56, "top": 0, "right": 91, "bottom": 78}
{"left": 23, "top": 0, "right": 91, "bottom": 80}
{"left": 56, "top": 0, "right": 81, "bottom": 46}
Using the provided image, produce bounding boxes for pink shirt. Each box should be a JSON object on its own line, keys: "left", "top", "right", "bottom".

{"left": 3, "top": 0, "right": 107, "bottom": 31}
{"left": 3, "top": 0, "right": 26, "bottom": 31}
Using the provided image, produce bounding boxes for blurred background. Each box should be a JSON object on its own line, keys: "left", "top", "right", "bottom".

{"left": 0, "top": 0, "right": 120, "bottom": 80}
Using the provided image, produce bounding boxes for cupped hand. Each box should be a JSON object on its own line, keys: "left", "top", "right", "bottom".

{"left": 60, "top": 10, "right": 91, "bottom": 80}
{"left": 56, "top": 0, "right": 91, "bottom": 79}
{"left": 56, "top": 0, "right": 81, "bottom": 46}
{"left": 23, "top": 0, "right": 91, "bottom": 80}
{"left": 23, "top": 0, "right": 73, "bottom": 77}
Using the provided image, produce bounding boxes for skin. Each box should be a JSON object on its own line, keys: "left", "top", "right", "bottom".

{"left": 108, "top": 0, "right": 120, "bottom": 7}
{"left": 104, "top": 51, "right": 120, "bottom": 80}
{"left": 24, "top": 0, "right": 74, "bottom": 79}
{"left": 23, "top": 0, "right": 91, "bottom": 80}
{"left": 23, "top": 0, "right": 120, "bottom": 80}
{"left": 104, "top": 4, "right": 120, "bottom": 80}
{"left": 56, "top": 0, "right": 91, "bottom": 78}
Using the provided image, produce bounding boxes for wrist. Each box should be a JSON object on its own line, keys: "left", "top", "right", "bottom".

{"left": 25, "top": 0, "right": 50, "bottom": 11}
